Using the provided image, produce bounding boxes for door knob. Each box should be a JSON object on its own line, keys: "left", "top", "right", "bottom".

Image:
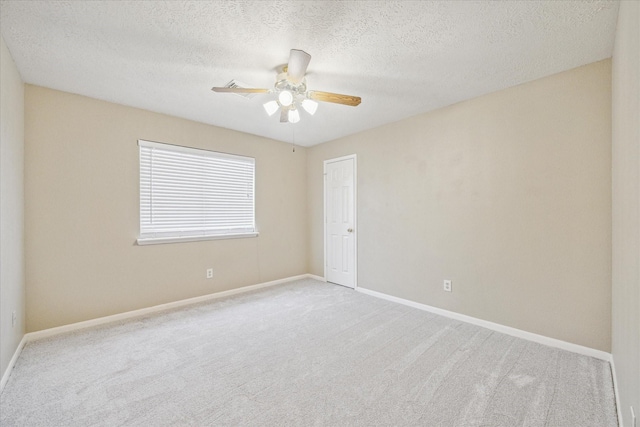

{"left": 347, "top": 228, "right": 353, "bottom": 233}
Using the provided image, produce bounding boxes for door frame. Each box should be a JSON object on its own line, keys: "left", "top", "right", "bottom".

{"left": 323, "top": 154, "right": 358, "bottom": 289}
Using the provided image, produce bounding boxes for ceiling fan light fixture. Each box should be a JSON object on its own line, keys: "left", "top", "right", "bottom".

{"left": 263, "top": 100, "right": 279, "bottom": 116}
{"left": 288, "top": 107, "right": 300, "bottom": 123}
{"left": 212, "top": 49, "right": 361, "bottom": 126}
{"left": 301, "top": 99, "right": 318, "bottom": 115}
{"left": 278, "top": 90, "right": 294, "bottom": 107}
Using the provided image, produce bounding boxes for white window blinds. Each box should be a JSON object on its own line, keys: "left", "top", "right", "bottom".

{"left": 138, "top": 140, "right": 257, "bottom": 244}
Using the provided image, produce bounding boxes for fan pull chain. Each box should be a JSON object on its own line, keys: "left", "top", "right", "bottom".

{"left": 291, "top": 125, "right": 296, "bottom": 152}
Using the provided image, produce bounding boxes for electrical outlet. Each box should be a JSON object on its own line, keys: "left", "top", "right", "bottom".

{"left": 443, "top": 280, "right": 452, "bottom": 292}
{"left": 206, "top": 268, "right": 213, "bottom": 279}
{"left": 12, "top": 311, "right": 16, "bottom": 327}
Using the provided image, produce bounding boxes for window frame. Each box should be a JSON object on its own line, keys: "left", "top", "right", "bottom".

{"left": 137, "top": 139, "right": 258, "bottom": 245}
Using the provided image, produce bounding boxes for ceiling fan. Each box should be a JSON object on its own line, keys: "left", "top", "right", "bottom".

{"left": 212, "top": 49, "right": 361, "bottom": 123}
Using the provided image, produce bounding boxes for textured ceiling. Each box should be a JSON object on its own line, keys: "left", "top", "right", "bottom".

{"left": 0, "top": 1, "right": 619, "bottom": 147}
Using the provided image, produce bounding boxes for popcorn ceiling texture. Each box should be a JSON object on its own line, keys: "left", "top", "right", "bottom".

{"left": 0, "top": 0, "right": 619, "bottom": 146}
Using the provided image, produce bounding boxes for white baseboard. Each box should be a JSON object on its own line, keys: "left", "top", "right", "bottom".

{"left": 356, "top": 286, "right": 612, "bottom": 362}
{"left": 0, "top": 335, "right": 27, "bottom": 393}
{"left": 610, "top": 356, "right": 624, "bottom": 427}
{"left": 27, "top": 274, "right": 313, "bottom": 342}
{"left": 307, "top": 274, "right": 326, "bottom": 282}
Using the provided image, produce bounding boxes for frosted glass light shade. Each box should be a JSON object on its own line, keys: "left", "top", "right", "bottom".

{"left": 301, "top": 99, "right": 318, "bottom": 115}
{"left": 263, "top": 100, "right": 279, "bottom": 116}
{"left": 288, "top": 107, "right": 300, "bottom": 123}
{"left": 278, "top": 90, "right": 294, "bottom": 107}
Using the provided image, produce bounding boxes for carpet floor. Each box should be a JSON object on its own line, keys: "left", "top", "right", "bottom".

{"left": 0, "top": 279, "right": 618, "bottom": 426}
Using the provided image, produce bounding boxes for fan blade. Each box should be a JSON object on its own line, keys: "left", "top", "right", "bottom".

{"left": 280, "top": 107, "right": 289, "bottom": 123}
{"left": 308, "top": 91, "right": 361, "bottom": 106}
{"left": 211, "top": 87, "right": 270, "bottom": 94}
{"left": 287, "top": 49, "right": 311, "bottom": 85}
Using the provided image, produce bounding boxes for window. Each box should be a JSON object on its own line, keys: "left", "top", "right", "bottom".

{"left": 137, "top": 140, "right": 257, "bottom": 245}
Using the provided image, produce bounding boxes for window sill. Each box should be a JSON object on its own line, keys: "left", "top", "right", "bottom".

{"left": 137, "top": 232, "right": 259, "bottom": 246}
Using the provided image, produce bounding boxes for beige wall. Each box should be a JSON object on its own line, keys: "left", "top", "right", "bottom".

{"left": 308, "top": 60, "right": 612, "bottom": 352}
{"left": 0, "top": 37, "right": 25, "bottom": 379}
{"left": 25, "top": 86, "right": 308, "bottom": 331}
{"left": 612, "top": 1, "right": 640, "bottom": 425}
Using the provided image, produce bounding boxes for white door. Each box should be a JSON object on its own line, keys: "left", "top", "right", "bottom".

{"left": 325, "top": 156, "right": 356, "bottom": 288}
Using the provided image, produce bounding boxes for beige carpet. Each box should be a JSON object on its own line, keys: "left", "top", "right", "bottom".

{"left": 0, "top": 279, "right": 618, "bottom": 426}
